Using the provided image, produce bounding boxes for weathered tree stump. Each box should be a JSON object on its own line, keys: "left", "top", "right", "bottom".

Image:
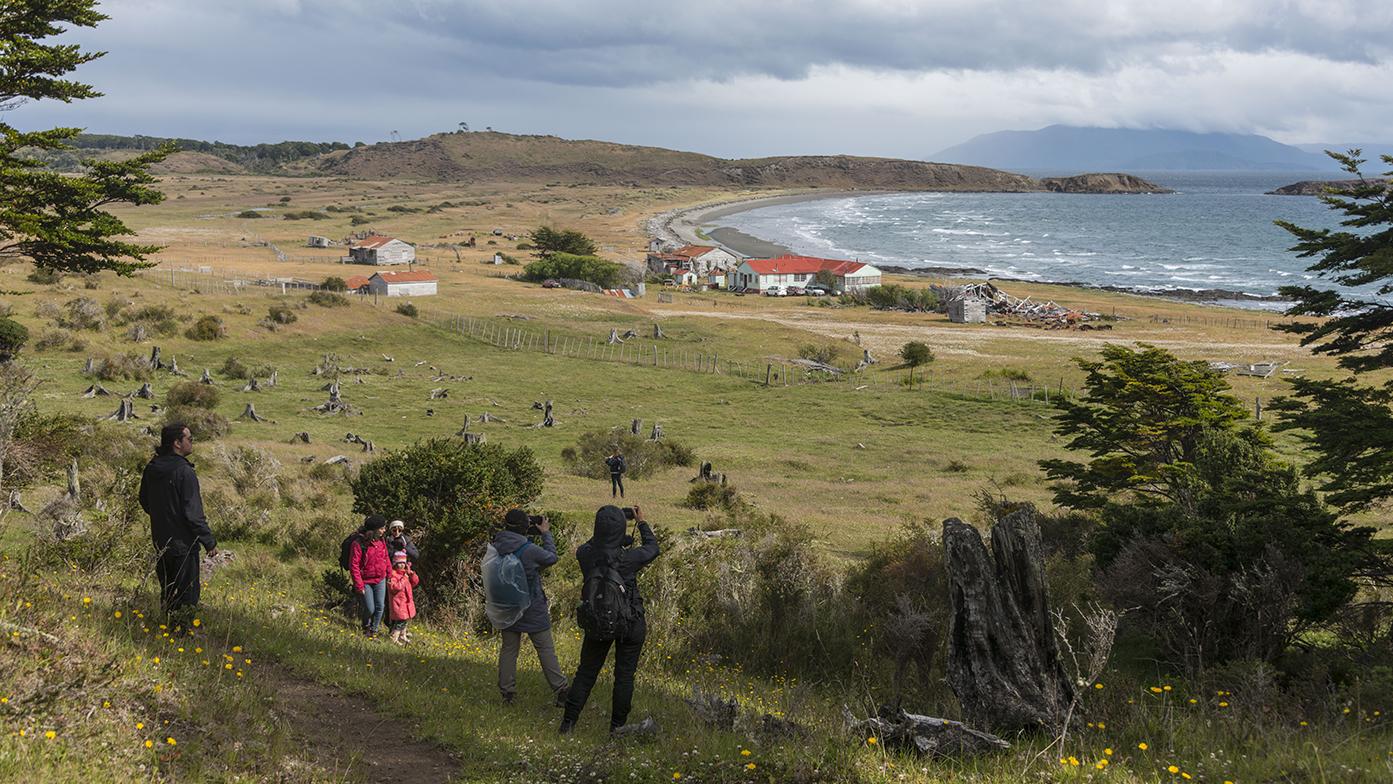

{"left": 266, "top": 370, "right": 278, "bottom": 387}
{"left": 167, "top": 355, "right": 185, "bottom": 376}
{"left": 621, "top": 328, "right": 638, "bottom": 340}
{"left": 323, "top": 455, "right": 351, "bottom": 465}
{"left": 199, "top": 368, "right": 214, "bottom": 384}
{"left": 692, "top": 461, "right": 714, "bottom": 482}
{"left": 134, "top": 382, "right": 154, "bottom": 399}
{"left": 478, "top": 412, "right": 502, "bottom": 423}
{"left": 652, "top": 322, "right": 665, "bottom": 339}
{"left": 462, "top": 432, "right": 485, "bottom": 445}
{"left": 607, "top": 328, "right": 622, "bottom": 345}
{"left": 237, "top": 403, "right": 270, "bottom": 422}
{"left": 630, "top": 418, "right": 642, "bottom": 435}
{"left": 8, "top": 490, "right": 30, "bottom": 514}
{"left": 943, "top": 509, "right": 1074, "bottom": 734}
{"left": 83, "top": 357, "right": 95, "bottom": 375}
{"left": 429, "top": 387, "right": 449, "bottom": 399}
{"left": 103, "top": 398, "right": 138, "bottom": 422}
{"left": 542, "top": 400, "right": 554, "bottom": 427}
{"left": 81, "top": 384, "right": 112, "bottom": 398}
{"left": 291, "top": 431, "right": 311, "bottom": 444}
{"left": 242, "top": 378, "right": 262, "bottom": 392}
{"left": 649, "top": 422, "right": 663, "bottom": 441}
{"left": 148, "top": 346, "right": 162, "bottom": 370}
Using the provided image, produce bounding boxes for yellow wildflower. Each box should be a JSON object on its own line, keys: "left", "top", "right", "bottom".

{"left": 867, "top": 736, "right": 878, "bottom": 745}
{"left": 1167, "top": 765, "right": 1179, "bottom": 774}
{"left": 1138, "top": 742, "right": 1149, "bottom": 751}
{"left": 144, "top": 740, "right": 153, "bottom": 749}
{"left": 1104, "top": 748, "right": 1113, "bottom": 755}
{"left": 746, "top": 763, "right": 756, "bottom": 770}
{"left": 166, "top": 737, "right": 176, "bottom": 746}
{"left": 44, "top": 730, "right": 56, "bottom": 740}
{"left": 113, "top": 611, "right": 122, "bottom": 619}
{"left": 741, "top": 749, "right": 751, "bottom": 757}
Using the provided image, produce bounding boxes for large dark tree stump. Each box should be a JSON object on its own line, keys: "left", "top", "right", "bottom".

{"left": 943, "top": 508, "right": 1073, "bottom": 734}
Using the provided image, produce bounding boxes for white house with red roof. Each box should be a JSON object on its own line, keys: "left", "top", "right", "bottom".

{"left": 366, "top": 269, "right": 437, "bottom": 297}
{"left": 729, "top": 255, "right": 882, "bottom": 294}
{"left": 646, "top": 244, "right": 739, "bottom": 278}
{"left": 346, "top": 234, "right": 416, "bottom": 265}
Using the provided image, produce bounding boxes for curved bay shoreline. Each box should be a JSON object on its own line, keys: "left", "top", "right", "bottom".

{"left": 647, "top": 190, "right": 1292, "bottom": 309}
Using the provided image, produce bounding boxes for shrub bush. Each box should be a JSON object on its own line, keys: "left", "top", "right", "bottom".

{"left": 840, "top": 284, "right": 938, "bottom": 311}
{"left": 320, "top": 276, "right": 348, "bottom": 292}
{"left": 0, "top": 318, "right": 31, "bottom": 360}
{"left": 115, "top": 304, "right": 178, "bottom": 337}
{"left": 184, "top": 315, "right": 226, "bottom": 341}
{"left": 307, "top": 290, "right": 348, "bottom": 308}
{"left": 282, "top": 210, "right": 329, "bottom": 220}
{"left": 395, "top": 302, "right": 418, "bottom": 317}
{"left": 351, "top": 438, "right": 544, "bottom": 603}
{"left": 350, "top": 215, "right": 370, "bottom": 226}
{"left": 683, "top": 481, "right": 741, "bottom": 512}
{"left": 162, "top": 406, "right": 230, "bottom": 440}
{"left": 165, "top": 381, "right": 220, "bottom": 410}
{"left": 267, "top": 302, "right": 298, "bottom": 324}
{"left": 235, "top": 210, "right": 263, "bottom": 219}
{"left": 26, "top": 267, "right": 61, "bottom": 284}
{"left": 56, "top": 297, "right": 105, "bottom": 331}
{"left": 797, "top": 343, "right": 843, "bottom": 365}
{"left": 91, "top": 353, "right": 149, "bottom": 381}
{"left": 33, "top": 328, "right": 74, "bottom": 352}
{"left": 562, "top": 428, "right": 695, "bottom": 480}
{"left": 522, "top": 253, "right": 624, "bottom": 289}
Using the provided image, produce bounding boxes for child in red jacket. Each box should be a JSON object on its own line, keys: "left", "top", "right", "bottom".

{"left": 387, "top": 551, "right": 419, "bottom": 645}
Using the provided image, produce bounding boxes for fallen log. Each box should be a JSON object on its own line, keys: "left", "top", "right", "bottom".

{"left": 844, "top": 706, "right": 1009, "bottom": 757}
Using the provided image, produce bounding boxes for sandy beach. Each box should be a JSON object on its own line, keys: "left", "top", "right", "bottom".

{"left": 650, "top": 189, "right": 894, "bottom": 257}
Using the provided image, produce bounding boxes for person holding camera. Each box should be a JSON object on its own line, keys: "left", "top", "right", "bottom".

{"left": 560, "top": 504, "right": 660, "bottom": 734}
{"left": 492, "top": 508, "right": 570, "bottom": 706}
{"left": 605, "top": 450, "right": 626, "bottom": 499}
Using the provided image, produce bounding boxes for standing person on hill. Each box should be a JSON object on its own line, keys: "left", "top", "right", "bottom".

{"left": 348, "top": 515, "right": 390, "bottom": 638}
{"left": 560, "top": 504, "right": 661, "bottom": 734}
{"left": 386, "top": 551, "right": 419, "bottom": 645}
{"left": 605, "top": 449, "right": 626, "bottom": 499}
{"left": 139, "top": 423, "right": 217, "bottom": 619}
{"left": 491, "top": 509, "right": 570, "bottom": 706}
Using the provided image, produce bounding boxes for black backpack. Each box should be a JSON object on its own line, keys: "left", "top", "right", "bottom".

{"left": 338, "top": 532, "right": 363, "bottom": 571}
{"left": 576, "top": 551, "right": 632, "bottom": 641}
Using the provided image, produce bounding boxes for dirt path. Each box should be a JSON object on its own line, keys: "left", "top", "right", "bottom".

{"left": 262, "top": 662, "right": 460, "bottom": 784}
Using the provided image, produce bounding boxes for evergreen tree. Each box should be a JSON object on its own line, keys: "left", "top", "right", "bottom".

{"left": 0, "top": 0, "right": 169, "bottom": 275}
{"left": 1270, "top": 152, "right": 1393, "bottom": 509}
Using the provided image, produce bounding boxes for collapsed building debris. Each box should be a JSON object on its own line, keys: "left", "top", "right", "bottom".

{"left": 932, "top": 282, "right": 1101, "bottom": 327}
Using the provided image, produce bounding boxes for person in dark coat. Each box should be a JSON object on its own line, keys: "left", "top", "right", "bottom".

{"left": 560, "top": 504, "right": 660, "bottom": 734}
{"left": 493, "top": 509, "right": 569, "bottom": 705}
{"left": 605, "top": 450, "right": 626, "bottom": 498}
{"left": 138, "top": 423, "right": 217, "bottom": 617}
{"left": 385, "top": 519, "right": 419, "bottom": 563}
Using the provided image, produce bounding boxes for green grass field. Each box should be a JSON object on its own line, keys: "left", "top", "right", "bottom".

{"left": 1, "top": 175, "right": 1390, "bottom": 781}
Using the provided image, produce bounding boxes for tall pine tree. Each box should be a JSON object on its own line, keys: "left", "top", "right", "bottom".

{"left": 0, "top": 0, "right": 169, "bottom": 275}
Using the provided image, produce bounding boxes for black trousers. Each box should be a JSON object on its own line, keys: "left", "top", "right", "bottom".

{"left": 610, "top": 473, "right": 624, "bottom": 497}
{"left": 156, "top": 547, "right": 201, "bottom": 612}
{"left": 562, "top": 622, "right": 645, "bottom": 729}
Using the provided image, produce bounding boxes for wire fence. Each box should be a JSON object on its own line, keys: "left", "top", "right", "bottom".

{"left": 137, "top": 264, "right": 1067, "bottom": 405}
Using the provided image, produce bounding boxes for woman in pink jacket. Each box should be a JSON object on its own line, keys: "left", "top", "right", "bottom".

{"left": 349, "top": 516, "right": 391, "bottom": 638}
{"left": 387, "top": 551, "right": 420, "bottom": 645}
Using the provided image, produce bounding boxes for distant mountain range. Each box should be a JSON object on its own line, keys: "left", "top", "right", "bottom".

{"left": 932, "top": 126, "right": 1361, "bottom": 172}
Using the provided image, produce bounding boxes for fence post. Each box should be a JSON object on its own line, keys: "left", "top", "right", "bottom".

{"left": 653, "top": 345, "right": 659, "bottom": 366}
{"left": 765, "top": 364, "right": 772, "bottom": 387}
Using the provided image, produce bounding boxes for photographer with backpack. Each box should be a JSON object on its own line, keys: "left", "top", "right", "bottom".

{"left": 485, "top": 509, "right": 569, "bottom": 706}
{"left": 560, "top": 504, "right": 660, "bottom": 734}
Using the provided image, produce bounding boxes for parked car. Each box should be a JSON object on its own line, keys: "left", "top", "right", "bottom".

{"left": 787, "top": 286, "right": 806, "bottom": 296}
{"left": 763, "top": 286, "right": 786, "bottom": 297}
{"left": 806, "top": 287, "right": 829, "bottom": 296}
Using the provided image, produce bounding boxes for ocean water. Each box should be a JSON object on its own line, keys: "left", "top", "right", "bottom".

{"left": 710, "top": 172, "right": 1361, "bottom": 309}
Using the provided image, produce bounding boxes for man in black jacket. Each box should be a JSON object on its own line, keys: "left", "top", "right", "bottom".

{"left": 138, "top": 424, "right": 217, "bottom": 616}
{"left": 605, "top": 450, "right": 626, "bottom": 498}
{"left": 560, "top": 504, "right": 660, "bottom": 734}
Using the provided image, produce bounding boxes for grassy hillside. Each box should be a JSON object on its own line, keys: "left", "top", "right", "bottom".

{"left": 0, "top": 173, "right": 1388, "bottom": 781}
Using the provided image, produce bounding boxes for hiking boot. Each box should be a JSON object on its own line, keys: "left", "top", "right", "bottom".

{"left": 553, "top": 686, "right": 569, "bottom": 708}
{"left": 558, "top": 720, "right": 575, "bottom": 735}
{"left": 501, "top": 692, "right": 515, "bottom": 706}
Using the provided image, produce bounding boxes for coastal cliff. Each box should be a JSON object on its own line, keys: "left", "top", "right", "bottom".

{"left": 1038, "top": 173, "right": 1172, "bottom": 194}
{"left": 1268, "top": 178, "right": 1389, "bottom": 195}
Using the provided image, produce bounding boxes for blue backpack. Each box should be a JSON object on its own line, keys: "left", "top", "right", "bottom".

{"left": 482, "top": 542, "right": 531, "bottom": 629}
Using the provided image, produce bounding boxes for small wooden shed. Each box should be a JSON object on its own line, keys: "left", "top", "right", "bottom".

{"left": 948, "top": 298, "right": 988, "bottom": 324}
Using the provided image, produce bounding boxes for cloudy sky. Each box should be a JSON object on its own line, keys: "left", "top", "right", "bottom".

{"left": 9, "top": 0, "right": 1393, "bottom": 157}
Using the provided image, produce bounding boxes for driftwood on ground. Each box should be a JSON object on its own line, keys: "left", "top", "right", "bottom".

{"left": 844, "top": 706, "right": 1009, "bottom": 757}
{"left": 943, "top": 508, "right": 1074, "bottom": 734}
